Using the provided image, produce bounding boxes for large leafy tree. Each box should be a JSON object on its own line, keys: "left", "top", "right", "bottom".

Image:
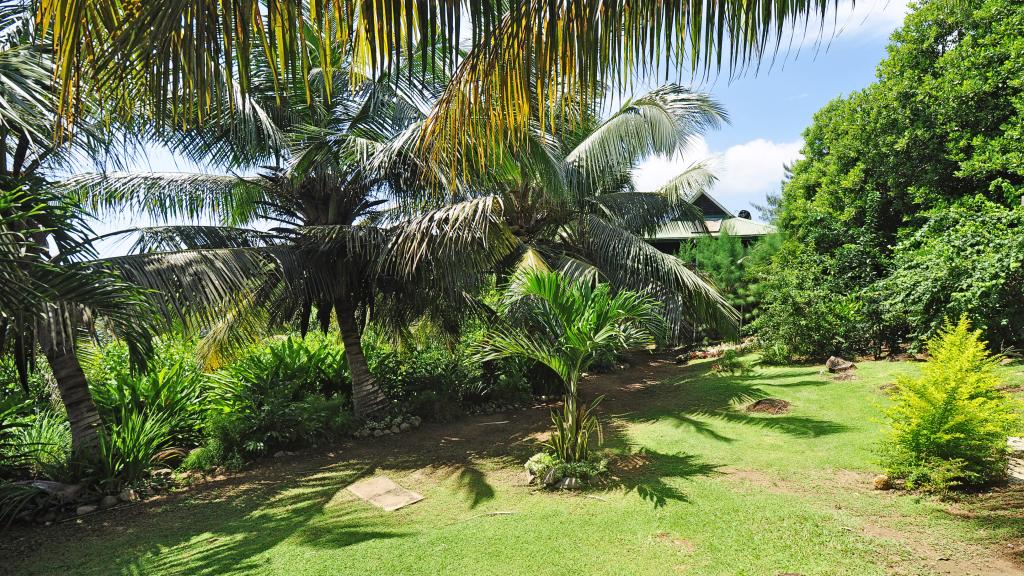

{"left": 763, "top": 0, "right": 1024, "bottom": 353}
{"left": 36, "top": 0, "right": 842, "bottom": 162}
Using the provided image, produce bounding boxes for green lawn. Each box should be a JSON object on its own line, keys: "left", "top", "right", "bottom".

{"left": 5, "top": 358, "right": 1024, "bottom": 576}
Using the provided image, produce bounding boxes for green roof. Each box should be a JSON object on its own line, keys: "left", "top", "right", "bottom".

{"left": 649, "top": 217, "right": 777, "bottom": 241}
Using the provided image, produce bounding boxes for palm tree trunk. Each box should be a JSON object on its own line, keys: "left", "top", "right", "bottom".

{"left": 37, "top": 325, "right": 101, "bottom": 454}
{"left": 334, "top": 301, "right": 385, "bottom": 418}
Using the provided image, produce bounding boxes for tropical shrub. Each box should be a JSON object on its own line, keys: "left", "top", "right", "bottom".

{"left": 194, "top": 335, "right": 354, "bottom": 467}
{"left": 95, "top": 409, "right": 175, "bottom": 489}
{"left": 750, "top": 244, "right": 868, "bottom": 363}
{"left": 880, "top": 317, "right": 1022, "bottom": 493}
{"left": 16, "top": 412, "right": 71, "bottom": 479}
{"left": 678, "top": 231, "right": 781, "bottom": 330}
{"left": 91, "top": 361, "right": 206, "bottom": 446}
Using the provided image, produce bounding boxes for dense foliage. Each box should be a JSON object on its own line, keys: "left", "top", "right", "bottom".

{"left": 761, "top": 0, "right": 1024, "bottom": 360}
{"left": 677, "top": 231, "right": 780, "bottom": 331}
{"left": 880, "top": 318, "right": 1021, "bottom": 493}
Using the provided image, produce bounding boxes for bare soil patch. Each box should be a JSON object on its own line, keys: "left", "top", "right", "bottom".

{"left": 745, "top": 398, "right": 791, "bottom": 414}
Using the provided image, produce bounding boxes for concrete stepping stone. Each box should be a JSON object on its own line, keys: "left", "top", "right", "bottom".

{"left": 347, "top": 476, "right": 424, "bottom": 511}
{"left": 1008, "top": 437, "right": 1024, "bottom": 483}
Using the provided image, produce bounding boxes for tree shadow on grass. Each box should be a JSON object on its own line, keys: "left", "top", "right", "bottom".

{"left": 115, "top": 460, "right": 412, "bottom": 576}
{"left": 611, "top": 370, "right": 848, "bottom": 443}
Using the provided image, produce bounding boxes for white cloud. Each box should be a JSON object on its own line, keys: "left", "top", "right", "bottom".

{"left": 633, "top": 137, "right": 803, "bottom": 216}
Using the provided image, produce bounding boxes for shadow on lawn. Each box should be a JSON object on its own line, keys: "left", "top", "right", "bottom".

{"left": 115, "top": 461, "right": 411, "bottom": 576}
{"left": 610, "top": 369, "right": 849, "bottom": 444}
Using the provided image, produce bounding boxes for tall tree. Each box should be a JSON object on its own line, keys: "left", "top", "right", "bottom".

{"left": 0, "top": 0, "right": 154, "bottom": 454}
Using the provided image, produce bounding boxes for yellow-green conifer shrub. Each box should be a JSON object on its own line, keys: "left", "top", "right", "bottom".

{"left": 881, "top": 317, "right": 1022, "bottom": 492}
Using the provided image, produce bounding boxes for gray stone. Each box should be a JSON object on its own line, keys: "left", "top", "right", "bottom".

{"left": 555, "top": 477, "right": 580, "bottom": 490}
{"left": 390, "top": 425, "right": 401, "bottom": 434}
{"left": 382, "top": 428, "right": 392, "bottom": 435}
{"left": 76, "top": 505, "right": 98, "bottom": 516}
{"left": 119, "top": 488, "right": 140, "bottom": 503}
{"left": 100, "top": 495, "right": 119, "bottom": 508}
{"left": 373, "top": 429, "right": 383, "bottom": 437}
{"left": 28, "top": 480, "right": 82, "bottom": 502}
{"left": 273, "top": 450, "right": 287, "bottom": 458}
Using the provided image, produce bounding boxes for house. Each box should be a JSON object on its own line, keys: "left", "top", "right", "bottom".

{"left": 647, "top": 190, "right": 777, "bottom": 253}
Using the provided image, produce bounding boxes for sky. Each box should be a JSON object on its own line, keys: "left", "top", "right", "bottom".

{"left": 632, "top": 0, "right": 911, "bottom": 218}
{"left": 99, "top": 0, "right": 911, "bottom": 254}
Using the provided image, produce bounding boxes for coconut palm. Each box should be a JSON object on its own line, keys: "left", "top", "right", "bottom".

{"left": 476, "top": 268, "right": 664, "bottom": 463}
{"left": 61, "top": 36, "right": 508, "bottom": 418}
{"left": 37, "top": 1, "right": 841, "bottom": 158}
{"left": 0, "top": 0, "right": 155, "bottom": 454}
{"left": 451, "top": 83, "right": 739, "bottom": 340}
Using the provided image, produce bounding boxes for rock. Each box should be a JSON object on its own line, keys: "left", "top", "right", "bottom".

{"left": 273, "top": 450, "right": 286, "bottom": 458}
{"left": 390, "top": 425, "right": 401, "bottom": 434}
{"left": 382, "top": 429, "right": 392, "bottom": 435}
{"left": 1001, "top": 357, "right": 1016, "bottom": 366}
{"left": 825, "top": 356, "right": 856, "bottom": 372}
{"left": 100, "top": 495, "right": 119, "bottom": 508}
{"left": 872, "top": 475, "right": 893, "bottom": 490}
{"left": 373, "top": 429, "right": 383, "bottom": 437}
{"left": 542, "top": 469, "right": 557, "bottom": 486}
{"left": 399, "top": 422, "right": 410, "bottom": 431}
{"left": 555, "top": 477, "right": 580, "bottom": 490}
{"left": 28, "top": 480, "right": 83, "bottom": 502}
{"left": 119, "top": 488, "right": 140, "bottom": 503}
{"left": 152, "top": 468, "right": 173, "bottom": 478}
{"left": 76, "top": 505, "right": 98, "bottom": 516}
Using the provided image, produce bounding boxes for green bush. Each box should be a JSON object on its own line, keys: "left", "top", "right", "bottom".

{"left": 878, "top": 199, "right": 1024, "bottom": 351}
{"left": 16, "top": 411, "right": 71, "bottom": 480}
{"left": 95, "top": 409, "right": 175, "bottom": 489}
{"left": 880, "top": 317, "right": 1022, "bottom": 493}
{"left": 197, "top": 335, "right": 354, "bottom": 467}
{"left": 91, "top": 361, "right": 206, "bottom": 446}
{"left": 750, "top": 244, "right": 868, "bottom": 363}
{"left": 525, "top": 451, "right": 608, "bottom": 484}
{"left": 678, "top": 231, "right": 781, "bottom": 331}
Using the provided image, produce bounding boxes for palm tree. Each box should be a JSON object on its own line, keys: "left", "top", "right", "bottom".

{"left": 476, "top": 269, "right": 664, "bottom": 463}
{"left": 453, "top": 83, "right": 740, "bottom": 340}
{"left": 0, "top": 1, "right": 155, "bottom": 454}
{"left": 37, "top": 1, "right": 841, "bottom": 159}
{"left": 61, "top": 36, "right": 506, "bottom": 418}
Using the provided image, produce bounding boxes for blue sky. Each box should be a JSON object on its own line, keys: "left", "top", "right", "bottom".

{"left": 633, "top": 0, "right": 911, "bottom": 217}
{"left": 100, "top": 0, "right": 910, "bottom": 254}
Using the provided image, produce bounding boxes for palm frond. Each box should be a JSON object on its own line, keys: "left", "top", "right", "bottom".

{"left": 57, "top": 172, "right": 270, "bottom": 226}
{"left": 565, "top": 85, "right": 726, "bottom": 184}
{"left": 571, "top": 214, "right": 739, "bottom": 340}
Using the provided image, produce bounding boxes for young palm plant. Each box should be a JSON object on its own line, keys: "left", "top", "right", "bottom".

{"left": 477, "top": 269, "right": 665, "bottom": 464}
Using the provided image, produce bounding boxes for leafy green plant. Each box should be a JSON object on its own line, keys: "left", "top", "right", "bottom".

{"left": 0, "top": 397, "right": 30, "bottom": 476}
{"left": 95, "top": 409, "right": 175, "bottom": 489}
{"left": 750, "top": 244, "right": 868, "bottom": 363}
{"left": 91, "top": 361, "right": 206, "bottom": 446}
{"left": 478, "top": 270, "right": 664, "bottom": 464}
{"left": 709, "top": 350, "right": 753, "bottom": 376}
{"left": 880, "top": 317, "right": 1022, "bottom": 492}
{"left": 16, "top": 412, "right": 71, "bottom": 480}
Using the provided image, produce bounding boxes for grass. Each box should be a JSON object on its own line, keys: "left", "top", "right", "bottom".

{"left": 4, "top": 357, "right": 1023, "bottom": 576}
